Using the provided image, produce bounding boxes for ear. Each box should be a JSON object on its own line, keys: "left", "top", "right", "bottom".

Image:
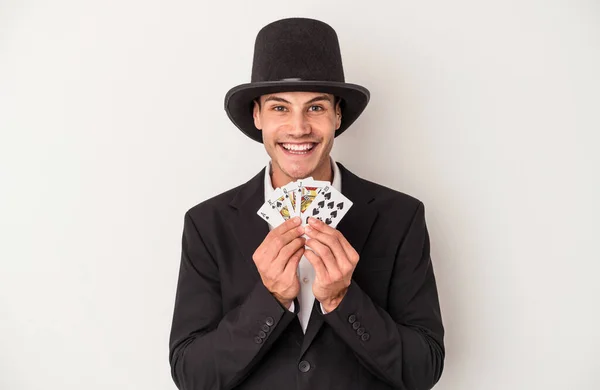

{"left": 335, "top": 101, "right": 342, "bottom": 130}
{"left": 252, "top": 99, "right": 262, "bottom": 130}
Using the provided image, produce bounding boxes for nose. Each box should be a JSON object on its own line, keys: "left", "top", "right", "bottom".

{"left": 287, "top": 110, "right": 311, "bottom": 137}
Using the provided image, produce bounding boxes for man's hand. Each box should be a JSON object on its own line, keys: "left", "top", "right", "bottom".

{"left": 252, "top": 216, "right": 305, "bottom": 309}
{"left": 304, "top": 217, "right": 360, "bottom": 312}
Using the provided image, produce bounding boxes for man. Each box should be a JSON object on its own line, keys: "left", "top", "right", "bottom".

{"left": 169, "top": 17, "right": 444, "bottom": 390}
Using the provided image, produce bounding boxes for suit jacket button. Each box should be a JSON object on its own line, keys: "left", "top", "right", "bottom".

{"left": 261, "top": 324, "right": 270, "bottom": 332}
{"left": 258, "top": 330, "right": 267, "bottom": 339}
{"left": 357, "top": 327, "right": 365, "bottom": 336}
{"left": 348, "top": 314, "right": 356, "bottom": 324}
{"left": 352, "top": 321, "right": 361, "bottom": 330}
{"left": 298, "top": 360, "right": 311, "bottom": 373}
{"left": 254, "top": 336, "right": 263, "bottom": 344}
{"left": 361, "top": 333, "right": 370, "bottom": 341}
{"left": 265, "top": 317, "right": 274, "bottom": 326}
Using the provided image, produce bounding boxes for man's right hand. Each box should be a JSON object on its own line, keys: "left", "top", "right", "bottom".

{"left": 252, "top": 216, "right": 305, "bottom": 309}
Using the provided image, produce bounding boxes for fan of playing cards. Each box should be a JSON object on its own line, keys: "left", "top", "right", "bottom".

{"left": 257, "top": 177, "right": 353, "bottom": 228}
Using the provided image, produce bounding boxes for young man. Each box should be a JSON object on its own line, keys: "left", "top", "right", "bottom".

{"left": 169, "top": 18, "right": 445, "bottom": 390}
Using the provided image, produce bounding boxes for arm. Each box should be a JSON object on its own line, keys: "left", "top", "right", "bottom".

{"left": 315, "top": 202, "right": 445, "bottom": 389}
{"left": 168, "top": 212, "right": 298, "bottom": 390}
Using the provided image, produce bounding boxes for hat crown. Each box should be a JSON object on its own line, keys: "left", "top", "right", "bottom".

{"left": 251, "top": 18, "right": 345, "bottom": 83}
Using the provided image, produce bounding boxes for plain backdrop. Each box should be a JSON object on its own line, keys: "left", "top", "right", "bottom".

{"left": 1, "top": 1, "right": 599, "bottom": 389}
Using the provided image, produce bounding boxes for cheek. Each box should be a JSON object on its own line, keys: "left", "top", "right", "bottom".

{"left": 259, "top": 117, "right": 283, "bottom": 138}
{"left": 309, "top": 115, "right": 337, "bottom": 134}
{"left": 259, "top": 125, "right": 280, "bottom": 153}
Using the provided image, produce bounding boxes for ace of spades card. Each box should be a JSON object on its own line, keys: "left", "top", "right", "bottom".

{"left": 257, "top": 200, "right": 285, "bottom": 228}
{"left": 302, "top": 184, "right": 352, "bottom": 228}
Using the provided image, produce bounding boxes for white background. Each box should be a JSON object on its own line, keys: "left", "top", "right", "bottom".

{"left": 1, "top": 1, "right": 599, "bottom": 389}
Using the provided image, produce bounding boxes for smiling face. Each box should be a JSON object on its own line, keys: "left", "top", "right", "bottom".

{"left": 253, "top": 91, "right": 342, "bottom": 188}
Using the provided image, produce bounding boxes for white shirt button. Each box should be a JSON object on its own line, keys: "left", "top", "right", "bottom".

{"left": 302, "top": 277, "right": 310, "bottom": 284}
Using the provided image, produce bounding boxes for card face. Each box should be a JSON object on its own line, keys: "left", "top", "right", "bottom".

{"left": 302, "top": 184, "right": 353, "bottom": 228}
{"left": 282, "top": 182, "right": 299, "bottom": 218}
{"left": 257, "top": 201, "right": 285, "bottom": 228}
{"left": 268, "top": 188, "right": 295, "bottom": 221}
{"left": 293, "top": 177, "right": 313, "bottom": 216}
{"left": 294, "top": 178, "right": 311, "bottom": 216}
{"left": 294, "top": 183, "right": 303, "bottom": 216}
{"left": 299, "top": 179, "right": 329, "bottom": 215}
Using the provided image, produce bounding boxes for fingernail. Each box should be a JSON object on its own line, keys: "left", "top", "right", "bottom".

{"left": 305, "top": 226, "right": 312, "bottom": 233}
{"left": 294, "top": 216, "right": 301, "bottom": 223}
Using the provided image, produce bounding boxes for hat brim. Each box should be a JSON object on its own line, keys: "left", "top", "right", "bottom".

{"left": 224, "top": 80, "right": 370, "bottom": 143}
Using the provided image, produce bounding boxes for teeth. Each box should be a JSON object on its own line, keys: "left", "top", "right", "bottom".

{"left": 282, "top": 143, "right": 314, "bottom": 151}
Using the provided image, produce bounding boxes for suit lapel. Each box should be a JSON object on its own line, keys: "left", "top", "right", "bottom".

{"left": 229, "top": 168, "right": 270, "bottom": 281}
{"left": 300, "top": 162, "right": 378, "bottom": 357}
{"left": 335, "top": 162, "right": 378, "bottom": 258}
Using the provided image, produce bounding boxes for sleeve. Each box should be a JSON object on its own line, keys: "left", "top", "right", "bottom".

{"left": 168, "top": 211, "right": 299, "bottom": 390}
{"left": 320, "top": 201, "right": 445, "bottom": 390}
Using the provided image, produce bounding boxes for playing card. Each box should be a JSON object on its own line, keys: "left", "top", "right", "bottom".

{"left": 257, "top": 175, "right": 352, "bottom": 230}
{"left": 293, "top": 177, "right": 312, "bottom": 216}
{"left": 282, "top": 181, "right": 299, "bottom": 218}
{"left": 268, "top": 188, "right": 295, "bottom": 221}
{"left": 299, "top": 179, "right": 329, "bottom": 215}
{"left": 302, "top": 184, "right": 352, "bottom": 228}
{"left": 257, "top": 200, "right": 285, "bottom": 228}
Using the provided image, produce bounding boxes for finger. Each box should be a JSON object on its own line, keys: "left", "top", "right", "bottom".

{"left": 308, "top": 217, "right": 358, "bottom": 265}
{"left": 305, "top": 238, "right": 341, "bottom": 278}
{"left": 304, "top": 247, "right": 329, "bottom": 280}
{"left": 304, "top": 224, "right": 349, "bottom": 270}
{"left": 274, "top": 237, "right": 306, "bottom": 268}
{"left": 270, "top": 216, "right": 302, "bottom": 237}
{"left": 263, "top": 223, "right": 304, "bottom": 261}
{"left": 282, "top": 246, "right": 304, "bottom": 277}
{"left": 255, "top": 217, "right": 301, "bottom": 261}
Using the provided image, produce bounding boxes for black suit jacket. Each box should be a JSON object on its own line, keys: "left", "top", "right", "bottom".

{"left": 169, "top": 162, "right": 445, "bottom": 390}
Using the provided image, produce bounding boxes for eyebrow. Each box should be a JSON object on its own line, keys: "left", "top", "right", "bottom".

{"left": 263, "top": 95, "right": 333, "bottom": 105}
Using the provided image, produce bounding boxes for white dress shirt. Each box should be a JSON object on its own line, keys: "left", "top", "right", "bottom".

{"left": 264, "top": 158, "right": 342, "bottom": 333}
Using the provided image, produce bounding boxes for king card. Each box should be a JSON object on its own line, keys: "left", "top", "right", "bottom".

{"left": 268, "top": 188, "right": 295, "bottom": 221}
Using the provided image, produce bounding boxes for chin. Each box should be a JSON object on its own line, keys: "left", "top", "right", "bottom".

{"left": 282, "top": 162, "right": 317, "bottom": 180}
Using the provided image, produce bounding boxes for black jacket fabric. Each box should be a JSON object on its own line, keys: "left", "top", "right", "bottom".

{"left": 168, "top": 162, "right": 445, "bottom": 390}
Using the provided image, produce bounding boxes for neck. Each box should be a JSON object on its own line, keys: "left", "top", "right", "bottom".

{"left": 271, "top": 159, "right": 333, "bottom": 189}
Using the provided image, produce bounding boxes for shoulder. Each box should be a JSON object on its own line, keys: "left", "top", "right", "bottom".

{"left": 186, "top": 184, "right": 241, "bottom": 218}
{"left": 362, "top": 178, "right": 427, "bottom": 230}
{"left": 363, "top": 176, "right": 421, "bottom": 207}
{"left": 184, "top": 168, "right": 264, "bottom": 224}
{"left": 339, "top": 162, "right": 424, "bottom": 215}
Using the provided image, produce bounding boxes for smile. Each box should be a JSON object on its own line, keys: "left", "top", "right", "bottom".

{"left": 279, "top": 142, "right": 316, "bottom": 155}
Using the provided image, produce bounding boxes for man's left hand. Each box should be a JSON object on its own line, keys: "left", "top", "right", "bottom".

{"left": 304, "top": 217, "right": 360, "bottom": 312}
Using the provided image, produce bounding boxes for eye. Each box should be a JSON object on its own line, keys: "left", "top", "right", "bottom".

{"left": 308, "top": 105, "right": 324, "bottom": 112}
{"left": 272, "top": 105, "right": 287, "bottom": 112}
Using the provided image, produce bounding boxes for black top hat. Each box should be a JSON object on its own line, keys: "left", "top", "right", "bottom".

{"left": 224, "top": 18, "right": 370, "bottom": 143}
